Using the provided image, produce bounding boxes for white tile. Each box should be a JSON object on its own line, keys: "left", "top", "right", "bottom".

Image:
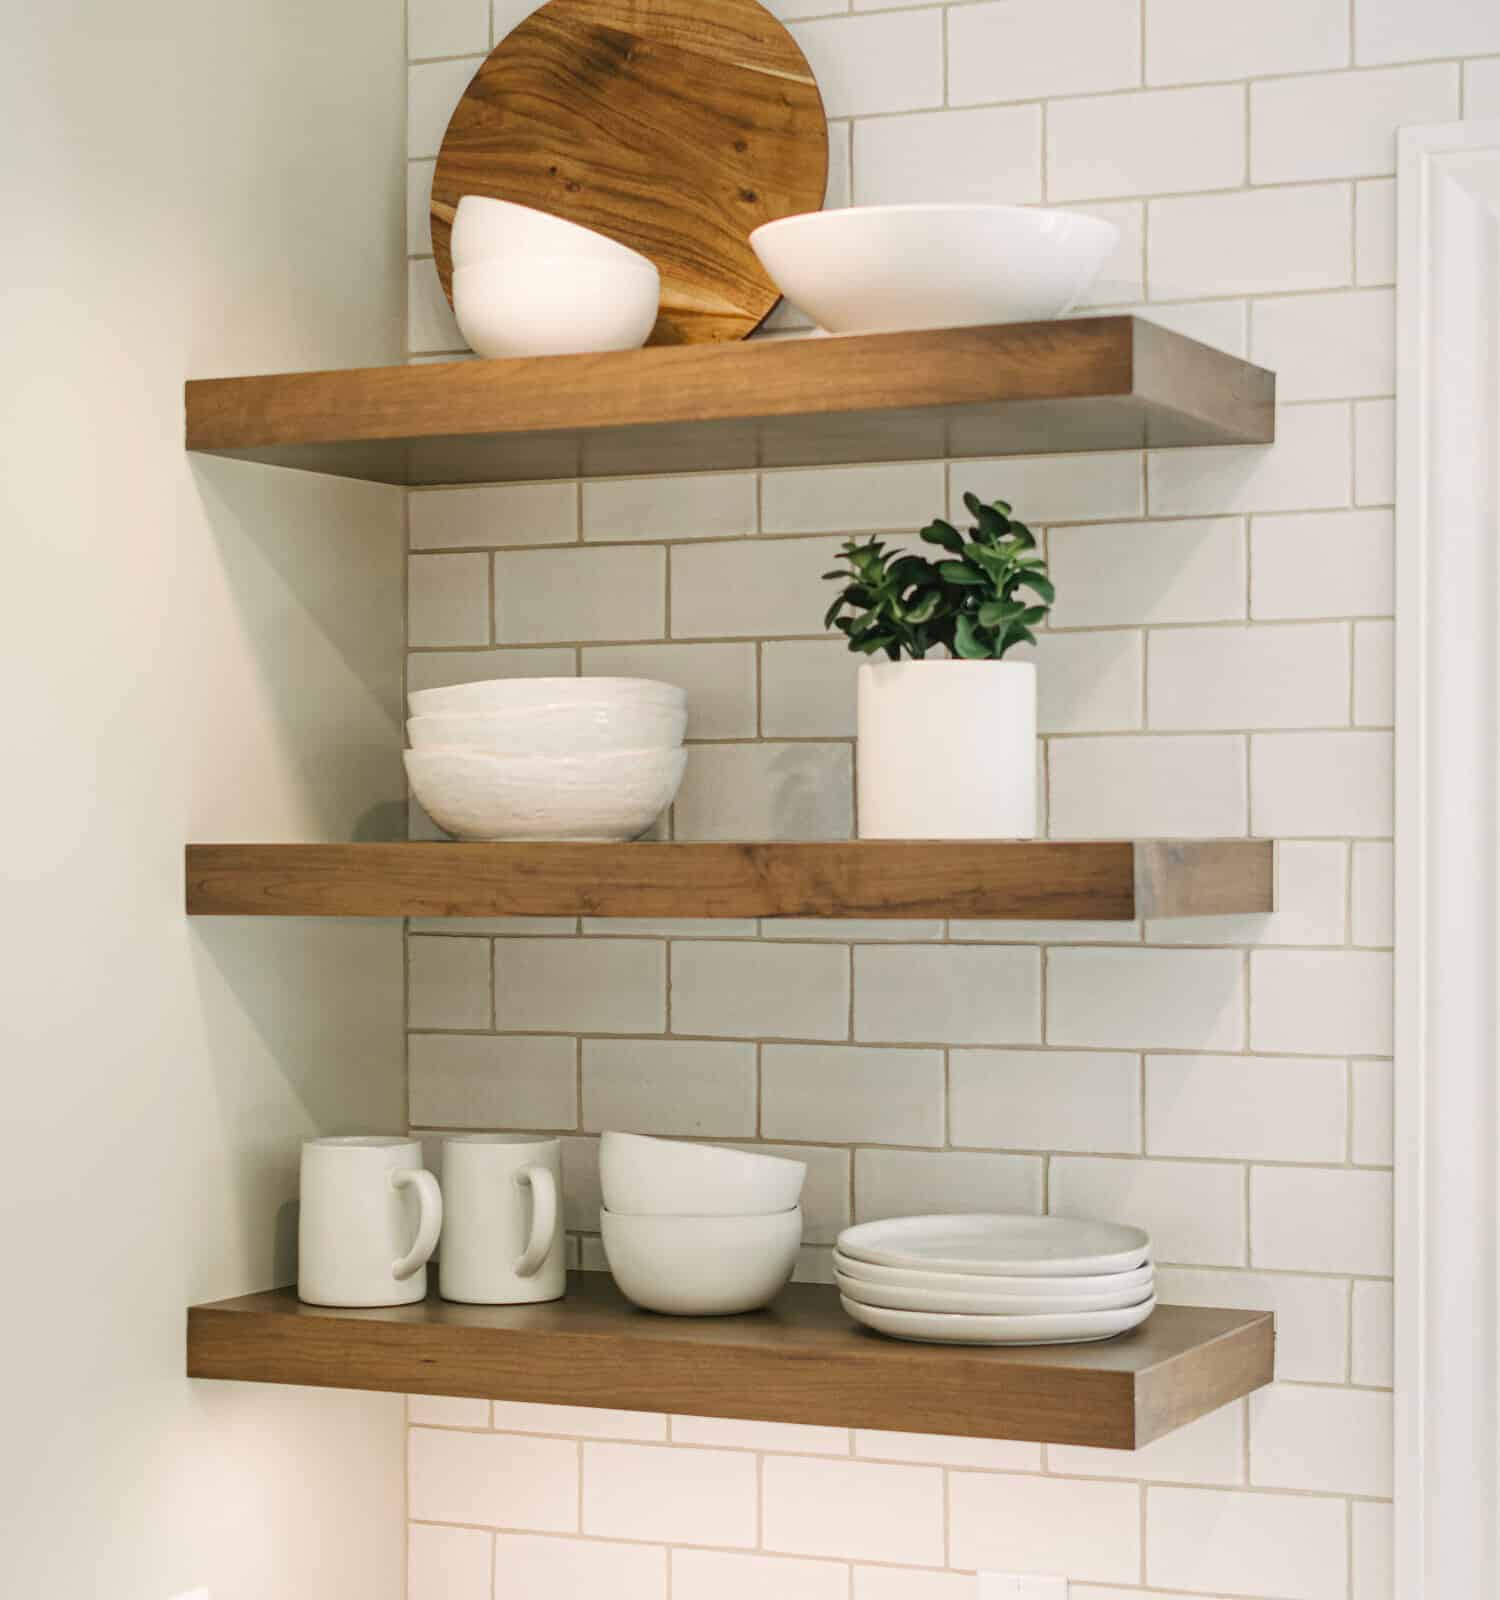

{"left": 491, "top": 0, "right": 543, "bottom": 27}
{"left": 408, "top": 159, "right": 435, "bottom": 255}
{"left": 409, "top": 552, "right": 490, "bottom": 646}
{"left": 582, "top": 474, "right": 756, "bottom": 542}
{"left": 1155, "top": 1266, "right": 1349, "bottom": 1383}
{"left": 1352, "top": 1057, "right": 1394, "bottom": 1165}
{"left": 408, "top": 646, "right": 576, "bottom": 693}
{"left": 854, "top": 105, "right": 1042, "bottom": 207}
{"left": 1250, "top": 509, "right": 1393, "bottom": 619}
{"left": 1050, "top": 1156, "right": 1246, "bottom": 1266}
{"left": 949, "top": 0, "right": 1141, "bottom": 106}
{"left": 1353, "top": 1500, "right": 1394, "bottom": 1600}
{"left": 408, "top": 58, "right": 481, "bottom": 159}
{"left": 793, "top": 1244, "right": 836, "bottom": 1284}
{"left": 672, "top": 1550, "right": 846, "bottom": 1600}
{"left": 854, "top": 1148, "right": 1044, "bottom": 1221}
{"left": 763, "top": 918, "right": 944, "bottom": 941}
{"left": 1357, "top": 178, "right": 1397, "bottom": 285}
{"left": 1048, "top": 735, "right": 1247, "bottom": 839}
{"left": 1146, "top": 1486, "right": 1347, "bottom": 1599}
{"left": 1147, "top": 623, "right": 1350, "bottom": 731}
{"left": 669, "top": 1415, "right": 849, "bottom": 1455}
{"left": 1355, "top": 398, "right": 1395, "bottom": 505}
{"left": 580, "top": 917, "right": 756, "bottom": 939}
{"left": 581, "top": 1038, "right": 756, "bottom": 1136}
{"left": 409, "top": 1033, "right": 576, "bottom": 1129}
{"left": 582, "top": 1442, "right": 756, "bottom": 1547}
{"left": 1251, "top": 1166, "right": 1392, "bottom": 1274}
{"left": 854, "top": 944, "right": 1042, "bottom": 1045}
{"left": 1147, "top": 1054, "right": 1346, "bottom": 1162}
{"left": 672, "top": 536, "right": 846, "bottom": 639}
{"left": 1150, "top": 187, "right": 1352, "bottom": 300}
{"left": 673, "top": 743, "right": 853, "bottom": 841}
{"left": 1252, "top": 64, "right": 1458, "bottom": 183}
{"left": 409, "top": 1394, "right": 490, "bottom": 1427}
{"left": 408, "top": 1427, "right": 578, "bottom": 1530}
{"left": 949, "top": 919, "right": 1142, "bottom": 944}
{"left": 1251, "top": 1385, "right": 1392, "bottom": 1496}
{"left": 581, "top": 642, "right": 757, "bottom": 739}
{"left": 1048, "top": 947, "right": 1246, "bottom": 1052}
{"left": 955, "top": 452, "right": 1143, "bottom": 526}
{"left": 1353, "top": 1279, "right": 1394, "bottom": 1385}
{"left": 1250, "top": 289, "right": 1395, "bottom": 401}
{"left": 1250, "top": 731, "right": 1392, "bottom": 837}
{"left": 560, "top": 1135, "right": 602, "bottom": 1231}
{"left": 762, "top": 640, "right": 858, "bottom": 737}
{"left": 492, "top": 1534, "right": 665, "bottom": 1600}
{"left": 1147, "top": 838, "right": 1348, "bottom": 948}
{"left": 762, "top": 462, "right": 945, "bottom": 535}
{"left": 494, "top": 937, "right": 665, "bottom": 1034}
{"left": 1354, "top": 619, "right": 1393, "bottom": 726}
{"left": 672, "top": 941, "right": 849, "bottom": 1040}
{"left": 854, "top": 1573, "right": 971, "bottom": 1600}
{"left": 788, "top": 13, "right": 943, "bottom": 118}
{"left": 1032, "top": 630, "right": 1144, "bottom": 734}
{"left": 853, "top": 1429, "right": 1040, "bottom": 1471}
{"left": 1251, "top": 949, "right": 1393, "bottom": 1054}
{"left": 1049, "top": 518, "right": 1245, "bottom": 627}
{"left": 950, "top": 1049, "right": 1142, "bottom": 1154}
{"left": 1049, "top": 86, "right": 1245, "bottom": 203}
{"left": 1049, "top": 1400, "right": 1244, "bottom": 1485}
{"left": 949, "top": 1472, "right": 1140, "bottom": 1585}
{"left": 409, "top": 1523, "right": 489, "bottom": 1600}
{"left": 763, "top": 1456, "right": 944, "bottom": 1566}
{"left": 1355, "top": 0, "right": 1500, "bottom": 64}
{"left": 486, "top": 1401, "right": 662, "bottom": 1440}
{"left": 762, "top": 1044, "right": 945, "bottom": 1146}
{"left": 1148, "top": 403, "right": 1352, "bottom": 517}
{"left": 719, "top": 1142, "right": 850, "bottom": 1243}
{"left": 1140, "top": 299, "right": 1250, "bottom": 359}
{"left": 409, "top": 0, "right": 489, "bottom": 58}
{"left": 1466, "top": 57, "right": 1500, "bottom": 118}
{"left": 1071, "top": 201, "right": 1148, "bottom": 307}
{"left": 494, "top": 545, "right": 664, "bottom": 643}
{"left": 409, "top": 935, "right": 491, "bottom": 1029}
{"left": 411, "top": 482, "right": 577, "bottom": 550}
{"left": 1352, "top": 841, "right": 1393, "bottom": 946}
{"left": 1146, "top": 0, "right": 1348, "bottom": 83}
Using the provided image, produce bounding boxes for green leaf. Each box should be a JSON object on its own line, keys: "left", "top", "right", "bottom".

{"left": 977, "top": 598, "right": 1027, "bottom": 628}
{"left": 823, "top": 596, "right": 845, "bottom": 629}
{"left": 953, "top": 614, "right": 991, "bottom": 659}
{"left": 1007, "top": 520, "right": 1037, "bottom": 549}
{"left": 919, "top": 519, "right": 965, "bottom": 552}
{"left": 938, "top": 560, "right": 986, "bottom": 586}
{"left": 974, "top": 502, "right": 1012, "bottom": 541}
{"left": 1017, "top": 572, "right": 1055, "bottom": 604}
{"left": 903, "top": 590, "right": 942, "bottom": 624}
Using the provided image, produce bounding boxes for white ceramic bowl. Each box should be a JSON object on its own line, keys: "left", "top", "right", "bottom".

{"left": 408, "top": 676, "right": 685, "bottom": 719}
{"left": 601, "top": 1206, "right": 802, "bottom": 1315}
{"left": 454, "top": 255, "right": 660, "bottom": 358}
{"left": 404, "top": 746, "right": 686, "bottom": 841}
{"left": 748, "top": 204, "right": 1120, "bottom": 335}
{"left": 408, "top": 700, "right": 686, "bottom": 756}
{"left": 600, "top": 1131, "right": 807, "bottom": 1217}
{"left": 451, "top": 195, "right": 652, "bottom": 271}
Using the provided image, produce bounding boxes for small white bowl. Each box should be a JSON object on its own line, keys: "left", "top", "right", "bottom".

{"left": 451, "top": 195, "right": 652, "bottom": 271}
{"left": 601, "top": 1206, "right": 802, "bottom": 1315}
{"left": 454, "top": 255, "right": 660, "bottom": 358}
{"left": 408, "top": 699, "right": 686, "bottom": 756}
{"left": 600, "top": 1131, "right": 807, "bottom": 1217}
{"left": 748, "top": 203, "right": 1119, "bottom": 335}
{"left": 404, "top": 746, "right": 685, "bottom": 842}
{"left": 408, "top": 676, "right": 685, "bottom": 719}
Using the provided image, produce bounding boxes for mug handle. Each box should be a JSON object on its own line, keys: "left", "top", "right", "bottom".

{"left": 391, "top": 1168, "right": 443, "bottom": 1281}
{"left": 513, "top": 1165, "right": 558, "bottom": 1278}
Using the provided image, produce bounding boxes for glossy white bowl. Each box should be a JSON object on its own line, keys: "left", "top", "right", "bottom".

{"left": 408, "top": 676, "right": 685, "bottom": 719}
{"left": 408, "top": 699, "right": 686, "bottom": 756}
{"left": 451, "top": 195, "right": 651, "bottom": 271}
{"left": 601, "top": 1206, "right": 802, "bottom": 1315}
{"left": 454, "top": 255, "right": 660, "bottom": 358}
{"left": 600, "top": 1132, "right": 807, "bottom": 1217}
{"left": 748, "top": 204, "right": 1120, "bottom": 335}
{"left": 404, "top": 746, "right": 686, "bottom": 841}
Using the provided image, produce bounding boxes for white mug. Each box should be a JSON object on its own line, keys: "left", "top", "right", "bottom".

{"left": 439, "top": 1135, "right": 564, "bottom": 1305}
{"left": 298, "top": 1136, "right": 442, "bottom": 1307}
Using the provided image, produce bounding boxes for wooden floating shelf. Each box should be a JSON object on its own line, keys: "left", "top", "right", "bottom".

{"left": 184, "top": 317, "right": 1275, "bottom": 485}
{"left": 187, "top": 1274, "right": 1273, "bottom": 1450}
{"left": 184, "top": 838, "right": 1274, "bottom": 921}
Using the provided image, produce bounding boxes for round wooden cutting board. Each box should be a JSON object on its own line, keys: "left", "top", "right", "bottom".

{"left": 430, "top": 0, "right": 828, "bottom": 345}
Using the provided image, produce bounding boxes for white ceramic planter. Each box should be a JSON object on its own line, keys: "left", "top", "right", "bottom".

{"left": 856, "top": 660, "right": 1036, "bottom": 839}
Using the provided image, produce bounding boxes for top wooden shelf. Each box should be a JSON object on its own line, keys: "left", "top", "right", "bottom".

{"left": 184, "top": 317, "right": 1275, "bottom": 486}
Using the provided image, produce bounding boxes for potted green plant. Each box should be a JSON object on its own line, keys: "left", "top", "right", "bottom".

{"left": 824, "top": 492, "right": 1053, "bottom": 838}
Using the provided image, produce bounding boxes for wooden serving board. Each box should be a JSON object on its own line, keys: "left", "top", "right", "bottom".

{"left": 430, "top": 0, "right": 828, "bottom": 345}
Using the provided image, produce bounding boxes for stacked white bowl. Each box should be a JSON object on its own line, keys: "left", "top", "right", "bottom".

{"left": 599, "top": 1132, "right": 807, "bottom": 1316}
{"left": 835, "top": 1214, "right": 1155, "bottom": 1346}
{"left": 405, "top": 677, "right": 688, "bottom": 841}
{"left": 451, "top": 195, "right": 661, "bottom": 358}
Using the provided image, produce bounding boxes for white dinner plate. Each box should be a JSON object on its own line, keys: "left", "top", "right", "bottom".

{"left": 841, "top": 1294, "right": 1157, "bottom": 1346}
{"left": 831, "top": 1251, "right": 1155, "bottom": 1298}
{"left": 836, "top": 1215, "right": 1151, "bottom": 1278}
{"left": 834, "top": 1270, "right": 1153, "bottom": 1316}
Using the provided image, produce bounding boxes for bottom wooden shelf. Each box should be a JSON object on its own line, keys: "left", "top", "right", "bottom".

{"left": 188, "top": 1272, "right": 1273, "bottom": 1450}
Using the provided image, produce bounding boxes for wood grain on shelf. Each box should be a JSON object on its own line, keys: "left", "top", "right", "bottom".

{"left": 187, "top": 1273, "right": 1274, "bottom": 1449}
{"left": 183, "top": 839, "right": 1275, "bottom": 920}
{"left": 183, "top": 317, "right": 1276, "bottom": 485}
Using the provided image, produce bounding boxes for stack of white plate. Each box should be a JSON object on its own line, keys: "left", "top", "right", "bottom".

{"left": 834, "top": 1214, "right": 1155, "bottom": 1346}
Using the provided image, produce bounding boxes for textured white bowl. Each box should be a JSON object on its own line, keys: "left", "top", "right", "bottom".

{"left": 408, "top": 700, "right": 686, "bottom": 756}
{"left": 408, "top": 676, "right": 685, "bottom": 719}
{"left": 600, "top": 1132, "right": 807, "bottom": 1217}
{"left": 404, "top": 747, "right": 686, "bottom": 842}
{"left": 749, "top": 204, "right": 1119, "bottom": 335}
{"left": 454, "top": 255, "right": 660, "bottom": 358}
{"left": 451, "top": 195, "right": 652, "bottom": 271}
{"left": 601, "top": 1206, "right": 802, "bottom": 1315}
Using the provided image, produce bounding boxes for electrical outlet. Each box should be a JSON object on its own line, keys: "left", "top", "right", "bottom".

{"left": 977, "top": 1575, "right": 1067, "bottom": 1600}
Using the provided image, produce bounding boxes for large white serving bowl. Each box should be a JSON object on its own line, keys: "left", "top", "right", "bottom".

{"left": 409, "top": 676, "right": 685, "bottom": 719}
{"left": 748, "top": 204, "right": 1119, "bottom": 335}
{"left": 834, "top": 1269, "right": 1152, "bottom": 1316}
{"left": 451, "top": 195, "right": 652, "bottom": 271}
{"left": 601, "top": 1206, "right": 802, "bottom": 1315}
{"left": 408, "top": 699, "right": 687, "bottom": 756}
{"left": 404, "top": 746, "right": 685, "bottom": 842}
{"left": 600, "top": 1131, "right": 807, "bottom": 1217}
{"left": 831, "top": 1251, "right": 1155, "bottom": 1299}
{"left": 454, "top": 255, "right": 660, "bottom": 358}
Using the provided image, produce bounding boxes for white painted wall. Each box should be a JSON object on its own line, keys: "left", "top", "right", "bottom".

{"left": 0, "top": 3, "right": 409, "bottom": 1597}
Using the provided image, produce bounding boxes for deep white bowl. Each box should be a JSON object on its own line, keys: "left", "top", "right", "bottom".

{"left": 454, "top": 255, "right": 660, "bottom": 358}
{"left": 601, "top": 1206, "right": 802, "bottom": 1315}
{"left": 600, "top": 1131, "right": 807, "bottom": 1217}
{"left": 404, "top": 746, "right": 686, "bottom": 841}
{"left": 408, "top": 676, "right": 685, "bottom": 719}
{"left": 408, "top": 699, "right": 686, "bottom": 756}
{"left": 451, "top": 195, "right": 651, "bottom": 271}
{"left": 748, "top": 204, "right": 1120, "bottom": 335}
